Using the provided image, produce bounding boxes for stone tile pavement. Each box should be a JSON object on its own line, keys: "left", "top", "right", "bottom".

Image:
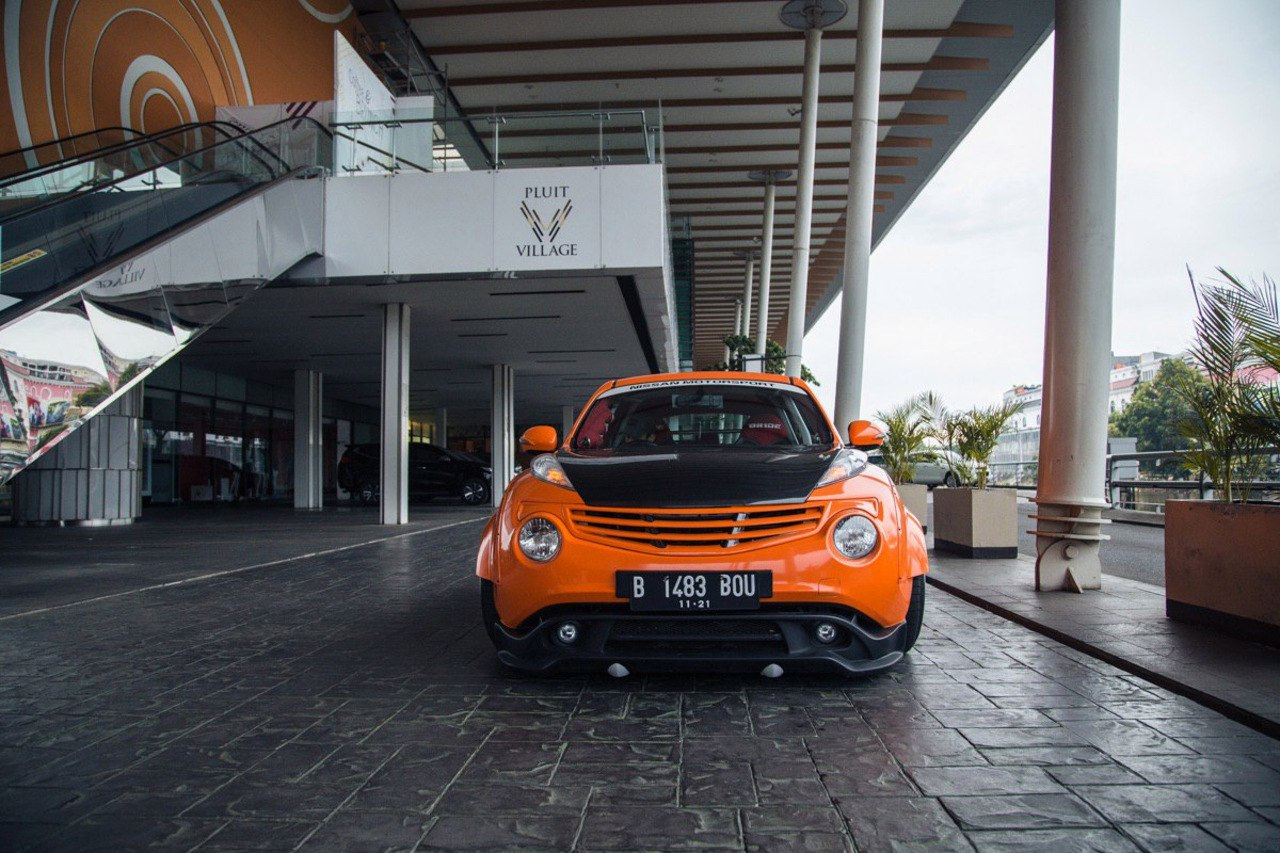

{"left": 1, "top": 516, "right": 1279, "bottom": 851}
{"left": 928, "top": 552, "right": 1280, "bottom": 737}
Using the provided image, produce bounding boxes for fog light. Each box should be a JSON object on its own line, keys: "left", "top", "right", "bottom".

{"left": 556, "top": 622, "right": 579, "bottom": 644}
{"left": 814, "top": 622, "right": 838, "bottom": 644}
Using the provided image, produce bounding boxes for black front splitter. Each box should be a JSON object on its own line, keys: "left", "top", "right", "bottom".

{"left": 488, "top": 606, "right": 909, "bottom": 677}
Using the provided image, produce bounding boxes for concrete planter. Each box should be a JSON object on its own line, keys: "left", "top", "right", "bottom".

{"left": 1165, "top": 500, "right": 1280, "bottom": 645}
{"left": 898, "top": 483, "right": 929, "bottom": 533}
{"left": 933, "top": 487, "right": 1018, "bottom": 559}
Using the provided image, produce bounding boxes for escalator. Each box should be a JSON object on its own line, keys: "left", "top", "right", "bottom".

{"left": 0, "top": 118, "right": 333, "bottom": 485}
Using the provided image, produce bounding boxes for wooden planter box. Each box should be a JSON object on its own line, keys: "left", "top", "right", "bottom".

{"left": 933, "top": 487, "right": 1018, "bottom": 559}
{"left": 1165, "top": 500, "right": 1280, "bottom": 645}
{"left": 898, "top": 483, "right": 929, "bottom": 533}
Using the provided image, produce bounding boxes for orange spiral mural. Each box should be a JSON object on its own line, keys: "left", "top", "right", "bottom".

{"left": 1, "top": 0, "right": 356, "bottom": 163}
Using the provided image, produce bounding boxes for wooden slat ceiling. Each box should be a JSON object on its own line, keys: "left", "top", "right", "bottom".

{"left": 401, "top": 0, "right": 1053, "bottom": 369}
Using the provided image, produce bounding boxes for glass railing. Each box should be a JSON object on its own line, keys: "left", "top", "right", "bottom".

{"left": 0, "top": 118, "right": 332, "bottom": 323}
{"left": 0, "top": 125, "right": 167, "bottom": 182}
{"left": 432, "top": 108, "right": 663, "bottom": 171}
{"left": 0, "top": 118, "right": 335, "bottom": 485}
{"left": 331, "top": 107, "right": 435, "bottom": 175}
{"left": 0, "top": 123, "right": 245, "bottom": 202}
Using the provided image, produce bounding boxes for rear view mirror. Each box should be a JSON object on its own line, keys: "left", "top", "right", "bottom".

{"left": 847, "top": 419, "right": 884, "bottom": 449}
{"left": 519, "top": 425, "right": 559, "bottom": 454}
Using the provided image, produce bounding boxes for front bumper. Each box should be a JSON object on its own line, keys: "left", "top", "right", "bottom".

{"left": 490, "top": 603, "right": 908, "bottom": 676}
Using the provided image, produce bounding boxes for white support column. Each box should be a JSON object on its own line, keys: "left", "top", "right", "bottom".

{"left": 433, "top": 408, "right": 448, "bottom": 448}
{"left": 1034, "top": 0, "right": 1121, "bottom": 593}
{"left": 739, "top": 252, "right": 756, "bottom": 340}
{"left": 293, "top": 369, "right": 324, "bottom": 510}
{"left": 781, "top": 0, "right": 846, "bottom": 377}
{"left": 491, "top": 363, "right": 515, "bottom": 508}
{"left": 833, "top": 0, "right": 884, "bottom": 429}
{"left": 750, "top": 170, "right": 790, "bottom": 357}
{"left": 380, "top": 304, "right": 410, "bottom": 525}
{"left": 755, "top": 182, "right": 778, "bottom": 356}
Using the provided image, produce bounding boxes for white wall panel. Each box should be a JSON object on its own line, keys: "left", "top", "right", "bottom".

{"left": 389, "top": 171, "right": 492, "bottom": 274}
{"left": 601, "top": 165, "right": 665, "bottom": 270}
{"left": 324, "top": 176, "right": 391, "bottom": 277}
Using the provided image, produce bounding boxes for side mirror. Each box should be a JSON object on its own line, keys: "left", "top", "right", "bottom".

{"left": 519, "top": 425, "right": 559, "bottom": 454}
{"left": 847, "top": 419, "right": 884, "bottom": 450}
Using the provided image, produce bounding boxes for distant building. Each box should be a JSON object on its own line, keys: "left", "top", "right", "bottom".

{"left": 991, "top": 348, "right": 1277, "bottom": 483}
{"left": 1109, "top": 351, "right": 1171, "bottom": 414}
{"left": 993, "top": 351, "right": 1173, "bottom": 481}
{"left": 991, "top": 384, "right": 1042, "bottom": 482}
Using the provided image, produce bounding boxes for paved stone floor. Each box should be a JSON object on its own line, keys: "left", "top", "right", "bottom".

{"left": 3, "top": 518, "right": 1280, "bottom": 851}
{"left": 928, "top": 552, "right": 1280, "bottom": 736}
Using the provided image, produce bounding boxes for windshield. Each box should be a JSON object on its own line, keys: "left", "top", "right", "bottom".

{"left": 570, "top": 381, "right": 835, "bottom": 453}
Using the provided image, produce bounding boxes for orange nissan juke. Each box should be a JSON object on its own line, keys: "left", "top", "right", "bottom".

{"left": 476, "top": 371, "right": 928, "bottom": 677}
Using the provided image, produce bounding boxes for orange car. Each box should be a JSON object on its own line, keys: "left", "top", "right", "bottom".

{"left": 476, "top": 371, "right": 928, "bottom": 676}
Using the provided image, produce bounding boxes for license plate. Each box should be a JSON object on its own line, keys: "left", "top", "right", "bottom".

{"left": 615, "top": 571, "right": 773, "bottom": 611}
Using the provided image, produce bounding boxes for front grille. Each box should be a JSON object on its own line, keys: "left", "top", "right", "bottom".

{"left": 568, "top": 504, "right": 824, "bottom": 553}
{"left": 604, "top": 618, "right": 787, "bottom": 655}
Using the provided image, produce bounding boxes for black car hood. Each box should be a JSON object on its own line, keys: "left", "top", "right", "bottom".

{"left": 557, "top": 447, "right": 837, "bottom": 508}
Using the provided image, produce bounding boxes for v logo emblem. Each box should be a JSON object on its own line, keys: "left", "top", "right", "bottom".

{"left": 520, "top": 199, "right": 574, "bottom": 243}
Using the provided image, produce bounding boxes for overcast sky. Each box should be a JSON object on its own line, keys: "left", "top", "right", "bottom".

{"left": 804, "top": 0, "right": 1280, "bottom": 420}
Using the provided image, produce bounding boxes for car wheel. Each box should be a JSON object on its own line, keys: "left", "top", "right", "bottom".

{"left": 942, "top": 471, "right": 957, "bottom": 488}
{"left": 902, "top": 576, "right": 926, "bottom": 653}
{"left": 478, "top": 578, "right": 505, "bottom": 648}
{"left": 461, "top": 478, "right": 490, "bottom": 505}
{"left": 356, "top": 484, "right": 377, "bottom": 506}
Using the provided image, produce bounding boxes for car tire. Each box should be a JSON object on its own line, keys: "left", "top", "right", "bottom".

{"left": 479, "top": 578, "right": 505, "bottom": 648}
{"left": 942, "top": 472, "right": 957, "bottom": 488}
{"left": 461, "top": 478, "right": 490, "bottom": 506}
{"left": 902, "top": 575, "right": 926, "bottom": 653}
{"left": 356, "top": 483, "right": 377, "bottom": 506}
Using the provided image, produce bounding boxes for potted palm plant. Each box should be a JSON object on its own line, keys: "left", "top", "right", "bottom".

{"left": 1165, "top": 269, "right": 1280, "bottom": 643}
{"left": 932, "top": 400, "right": 1024, "bottom": 558}
{"left": 875, "top": 396, "right": 935, "bottom": 532}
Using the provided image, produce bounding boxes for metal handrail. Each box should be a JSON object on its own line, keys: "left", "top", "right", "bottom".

{"left": 432, "top": 107, "right": 658, "bottom": 170}
{"left": 0, "top": 121, "right": 282, "bottom": 191}
{"left": 0, "top": 163, "right": 319, "bottom": 333}
{"left": 0, "top": 117, "right": 310, "bottom": 227}
{"left": 1106, "top": 446, "right": 1279, "bottom": 502}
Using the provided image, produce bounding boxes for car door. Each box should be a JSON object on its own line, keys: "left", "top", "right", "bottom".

{"left": 912, "top": 456, "right": 945, "bottom": 485}
{"left": 410, "top": 444, "right": 455, "bottom": 496}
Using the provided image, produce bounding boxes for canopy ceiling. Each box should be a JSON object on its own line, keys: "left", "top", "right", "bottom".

{"left": 397, "top": 0, "right": 1054, "bottom": 368}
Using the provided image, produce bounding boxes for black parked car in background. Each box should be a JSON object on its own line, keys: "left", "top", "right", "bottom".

{"left": 337, "top": 443, "right": 492, "bottom": 506}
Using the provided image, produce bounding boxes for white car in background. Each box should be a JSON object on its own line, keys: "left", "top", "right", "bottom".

{"left": 868, "top": 449, "right": 968, "bottom": 488}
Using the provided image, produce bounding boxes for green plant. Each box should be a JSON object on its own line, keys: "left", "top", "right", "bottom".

{"left": 713, "top": 335, "right": 819, "bottom": 385}
{"left": 917, "top": 391, "right": 970, "bottom": 484}
{"left": 1177, "top": 268, "right": 1273, "bottom": 502}
{"left": 74, "top": 381, "right": 112, "bottom": 408}
{"left": 875, "top": 396, "right": 935, "bottom": 484}
{"left": 952, "top": 401, "right": 1024, "bottom": 490}
{"left": 1215, "top": 268, "right": 1280, "bottom": 448}
{"left": 1109, "top": 358, "right": 1208, "bottom": 453}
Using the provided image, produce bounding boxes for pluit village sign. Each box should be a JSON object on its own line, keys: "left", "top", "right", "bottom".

{"left": 517, "top": 185, "right": 577, "bottom": 257}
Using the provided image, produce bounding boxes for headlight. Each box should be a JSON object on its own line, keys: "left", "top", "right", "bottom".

{"left": 832, "top": 515, "right": 878, "bottom": 559}
{"left": 816, "top": 448, "right": 868, "bottom": 488}
{"left": 531, "top": 454, "right": 574, "bottom": 490}
{"left": 518, "top": 517, "right": 562, "bottom": 562}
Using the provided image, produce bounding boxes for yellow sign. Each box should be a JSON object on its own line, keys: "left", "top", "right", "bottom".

{"left": 0, "top": 249, "right": 47, "bottom": 273}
